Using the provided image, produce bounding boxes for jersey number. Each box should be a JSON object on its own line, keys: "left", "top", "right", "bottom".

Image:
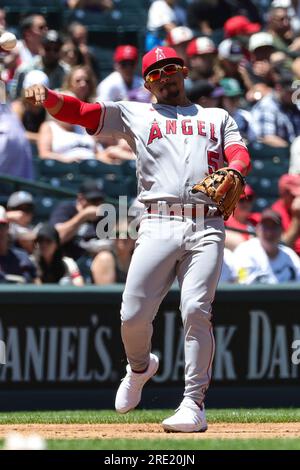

{"left": 207, "top": 150, "right": 219, "bottom": 174}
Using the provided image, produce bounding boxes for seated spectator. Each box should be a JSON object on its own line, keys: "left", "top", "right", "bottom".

{"left": 38, "top": 114, "right": 100, "bottom": 163}
{"left": 95, "top": 134, "right": 135, "bottom": 164}
{"left": 34, "top": 223, "right": 84, "bottom": 286}
{"left": 67, "top": 22, "right": 100, "bottom": 79}
{"left": 63, "top": 65, "right": 96, "bottom": 102}
{"left": 6, "top": 191, "right": 36, "bottom": 255}
{"left": 96, "top": 45, "right": 150, "bottom": 102}
{"left": 220, "top": 78, "right": 257, "bottom": 142}
{"left": 185, "top": 37, "right": 218, "bottom": 89}
{"left": 0, "top": 206, "right": 37, "bottom": 284}
{"left": 11, "top": 70, "right": 48, "bottom": 144}
{"left": 66, "top": 0, "right": 114, "bottom": 11}
{"left": 251, "top": 73, "right": 300, "bottom": 146}
{"left": 60, "top": 38, "right": 84, "bottom": 72}
{"left": 0, "top": 104, "right": 33, "bottom": 180}
{"left": 267, "top": 4, "right": 300, "bottom": 56}
{"left": 233, "top": 209, "right": 300, "bottom": 284}
{"left": 272, "top": 173, "right": 300, "bottom": 255}
{"left": 91, "top": 219, "right": 136, "bottom": 284}
{"left": 50, "top": 179, "right": 107, "bottom": 260}
{"left": 146, "top": 0, "right": 187, "bottom": 51}
{"left": 217, "top": 38, "right": 246, "bottom": 89}
{"left": 219, "top": 248, "right": 237, "bottom": 283}
{"left": 247, "top": 32, "right": 276, "bottom": 87}
{"left": 223, "top": 15, "right": 261, "bottom": 45}
{"left": 225, "top": 185, "right": 258, "bottom": 251}
{"left": 165, "top": 26, "right": 194, "bottom": 63}
{"left": 16, "top": 14, "right": 48, "bottom": 70}
{"left": 14, "top": 30, "right": 67, "bottom": 99}
{"left": 186, "top": 80, "right": 224, "bottom": 108}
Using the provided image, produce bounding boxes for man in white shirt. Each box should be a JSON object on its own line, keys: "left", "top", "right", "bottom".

{"left": 234, "top": 209, "right": 300, "bottom": 284}
{"left": 96, "top": 45, "right": 151, "bottom": 102}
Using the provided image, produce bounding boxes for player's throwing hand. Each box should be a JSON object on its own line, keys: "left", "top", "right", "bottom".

{"left": 24, "top": 85, "right": 48, "bottom": 105}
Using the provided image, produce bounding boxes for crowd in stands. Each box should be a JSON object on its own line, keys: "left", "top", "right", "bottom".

{"left": 2, "top": 0, "right": 300, "bottom": 285}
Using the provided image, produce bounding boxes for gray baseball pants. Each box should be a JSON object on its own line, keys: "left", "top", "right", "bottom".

{"left": 120, "top": 212, "right": 225, "bottom": 404}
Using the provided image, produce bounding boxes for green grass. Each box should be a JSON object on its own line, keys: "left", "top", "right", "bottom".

{"left": 1, "top": 438, "right": 300, "bottom": 450}
{"left": 0, "top": 409, "right": 299, "bottom": 425}
{"left": 29, "top": 438, "right": 300, "bottom": 450}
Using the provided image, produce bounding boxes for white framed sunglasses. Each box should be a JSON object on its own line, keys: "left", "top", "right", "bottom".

{"left": 145, "top": 63, "right": 184, "bottom": 83}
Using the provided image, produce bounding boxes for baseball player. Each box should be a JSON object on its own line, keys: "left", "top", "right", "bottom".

{"left": 24, "top": 46, "right": 251, "bottom": 432}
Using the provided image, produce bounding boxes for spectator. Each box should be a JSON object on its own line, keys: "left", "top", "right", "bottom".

{"left": 185, "top": 37, "right": 218, "bottom": 89}
{"left": 267, "top": 4, "right": 300, "bottom": 56}
{"left": 272, "top": 173, "right": 300, "bottom": 255}
{"left": 6, "top": 191, "right": 36, "bottom": 255}
{"left": 219, "top": 247, "right": 237, "bottom": 283}
{"left": 165, "top": 25, "right": 194, "bottom": 63}
{"left": 251, "top": 73, "right": 300, "bottom": 146}
{"left": 187, "top": 0, "right": 232, "bottom": 36}
{"left": 63, "top": 65, "right": 96, "bottom": 102}
{"left": 233, "top": 209, "right": 300, "bottom": 283}
{"left": 94, "top": 134, "right": 135, "bottom": 165}
{"left": 217, "top": 38, "right": 246, "bottom": 88}
{"left": 16, "top": 14, "right": 48, "bottom": 68}
{"left": 247, "top": 32, "right": 276, "bottom": 86}
{"left": 96, "top": 45, "right": 150, "bottom": 102}
{"left": 34, "top": 223, "right": 84, "bottom": 286}
{"left": 60, "top": 38, "right": 84, "bottom": 72}
{"left": 0, "top": 206, "right": 37, "bottom": 284}
{"left": 225, "top": 184, "right": 258, "bottom": 250}
{"left": 11, "top": 70, "right": 48, "bottom": 144}
{"left": 50, "top": 179, "right": 107, "bottom": 260}
{"left": 68, "top": 22, "right": 100, "bottom": 79}
{"left": 38, "top": 114, "right": 100, "bottom": 163}
{"left": 146, "top": 0, "right": 187, "bottom": 51}
{"left": 223, "top": 15, "right": 261, "bottom": 42}
{"left": 220, "top": 78, "right": 257, "bottom": 142}
{"left": 14, "top": 30, "right": 67, "bottom": 98}
{"left": 66, "top": 0, "right": 114, "bottom": 11}
{"left": 0, "top": 104, "right": 33, "bottom": 180}
{"left": 91, "top": 219, "right": 136, "bottom": 284}
{"left": 186, "top": 80, "right": 224, "bottom": 108}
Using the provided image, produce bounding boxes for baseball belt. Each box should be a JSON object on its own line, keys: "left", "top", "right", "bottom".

{"left": 146, "top": 203, "right": 222, "bottom": 218}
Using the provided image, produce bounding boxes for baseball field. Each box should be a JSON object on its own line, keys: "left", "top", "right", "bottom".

{"left": 0, "top": 409, "right": 300, "bottom": 450}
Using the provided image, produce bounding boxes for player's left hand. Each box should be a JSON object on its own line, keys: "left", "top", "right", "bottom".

{"left": 190, "top": 168, "right": 245, "bottom": 220}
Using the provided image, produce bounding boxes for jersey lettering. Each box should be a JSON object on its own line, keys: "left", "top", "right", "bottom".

{"left": 210, "top": 123, "right": 218, "bottom": 142}
{"left": 182, "top": 119, "right": 193, "bottom": 135}
{"left": 166, "top": 120, "right": 177, "bottom": 134}
{"left": 147, "top": 120, "right": 163, "bottom": 145}
{"left": 197, "top": 121, "right": 206, "bottom": 136}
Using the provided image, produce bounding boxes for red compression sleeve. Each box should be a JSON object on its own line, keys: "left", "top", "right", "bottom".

{"left": 44, "top": 89, "right": 102, "bottom": 132}
{"left": 224, "top": 144, "right": 251, "bottom": 176}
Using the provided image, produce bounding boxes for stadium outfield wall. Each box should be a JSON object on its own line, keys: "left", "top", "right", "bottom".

{"left": 0, "top": 284, "right": 299, "bottom": 411}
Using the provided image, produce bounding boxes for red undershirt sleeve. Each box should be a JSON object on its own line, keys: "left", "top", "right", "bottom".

{"left": 224, "top": 143, "right": 251, "bottom": 176}
{"left": 43, "top": 89, "right": 102, "bottom": 133}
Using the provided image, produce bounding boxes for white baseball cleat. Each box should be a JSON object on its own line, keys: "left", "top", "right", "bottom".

{"left": 115, "top": 353, "right": 159, "bottom": 413}
{"left": 162, "top": 397, "right": 208, "bottom": 432}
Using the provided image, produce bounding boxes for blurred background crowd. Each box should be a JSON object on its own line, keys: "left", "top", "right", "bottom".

{"left": 1, "top": 0, "right": 300, "bottom": 286}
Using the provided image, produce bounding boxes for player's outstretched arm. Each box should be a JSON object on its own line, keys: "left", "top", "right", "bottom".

{"left": 24, "top": 85, "right": 101, "bottom": 133}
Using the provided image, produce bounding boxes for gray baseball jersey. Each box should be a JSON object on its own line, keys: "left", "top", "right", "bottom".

{"left": 92, "top": 101, "right": 246, "bottom": 204}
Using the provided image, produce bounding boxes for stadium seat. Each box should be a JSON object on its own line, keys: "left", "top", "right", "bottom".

{"left": 38, "top": 159, "right": 80, "bottom": 178}
{"left": 103, "top": 178, "right": 129, "bottom": 198}
{"left": 79, "top": 160, "right": 123, "bottom": 179}
{"left": 34, "top": 196, "right": 59, "bottom": 220}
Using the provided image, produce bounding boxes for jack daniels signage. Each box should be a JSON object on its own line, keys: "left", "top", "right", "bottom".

{"left": 0, "top": 287, "right": 300, "bottom": 391}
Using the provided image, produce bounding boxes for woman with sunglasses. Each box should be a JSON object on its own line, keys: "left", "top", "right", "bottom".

{"left": 24, "top": 45, "right": 251, "bottom": 432}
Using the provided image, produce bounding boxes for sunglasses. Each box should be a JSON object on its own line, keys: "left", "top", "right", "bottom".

{"left": 145, "top": 63, "right": 183, "bottom": 83}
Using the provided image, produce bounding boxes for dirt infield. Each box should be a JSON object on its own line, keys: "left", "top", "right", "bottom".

{"left": 0, "top": 423, "right": 300, "bottom": 440}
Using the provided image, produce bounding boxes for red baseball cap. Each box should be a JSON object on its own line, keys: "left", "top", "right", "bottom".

{"left": 142, "top": 46, "right": 184, "bottom": 77}
{"left": 186, "top": 37, "right": 217, "bottom": 57}
{"left": 224, "top": 16, "right": 261, "bottom": 38}
{"left": 114, "top": 45, "right": 138, "bottom": 63}
{"left": 279, "top": 174, "right": 300, "bottom": 197}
